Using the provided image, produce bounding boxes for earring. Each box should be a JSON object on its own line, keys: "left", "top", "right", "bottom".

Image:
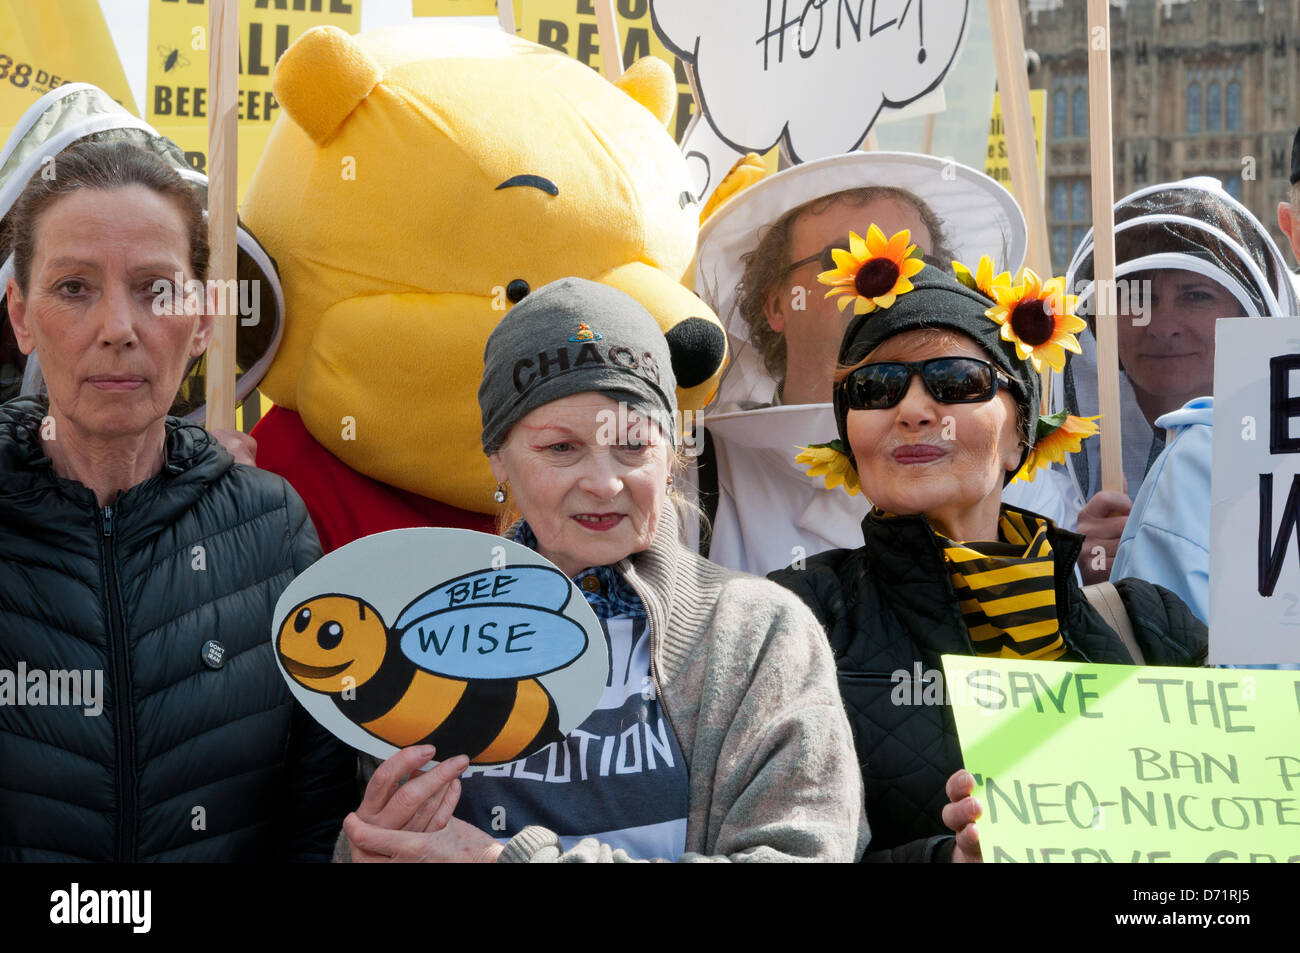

{"left": 493, "top": 483, "right": 507, "bottom": 504}
{"left": 665, "top": 476, "right": 674, "bottom": 496}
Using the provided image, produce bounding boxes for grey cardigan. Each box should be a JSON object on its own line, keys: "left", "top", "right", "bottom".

{"left": 497, "top": 504, "right": 867, "bottom": 862}
{"left": 336, "top": 504, "right": 868, "bottom": 862}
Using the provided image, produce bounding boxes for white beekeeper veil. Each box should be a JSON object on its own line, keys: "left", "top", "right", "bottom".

{"left": 1058, "top": 176, "right": 1297, "bottom": 498}
{"left": 0, "top": 83, "right": 285, "bottom": 422}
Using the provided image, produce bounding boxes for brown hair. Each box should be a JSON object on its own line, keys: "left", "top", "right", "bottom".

{"left": 4, "top": 139, "right": 208, "bottom": 293}
{"left": 737, "top": 187, "right": 955, "bottom": 386}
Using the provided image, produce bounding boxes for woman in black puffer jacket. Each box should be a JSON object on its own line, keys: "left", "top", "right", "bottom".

{"left": 770, "top": 247, "right": 1207, "bottom": 863}
{"left": 0, "top": 140, "right": 355, "bottom": 861}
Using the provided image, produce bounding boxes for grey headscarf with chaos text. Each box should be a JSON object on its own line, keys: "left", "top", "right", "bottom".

{"left": 479, "top": 277, "right": 679, "bottom": 453}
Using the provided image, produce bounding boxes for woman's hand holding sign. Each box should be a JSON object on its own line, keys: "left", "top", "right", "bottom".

{"left": 344, "top": 746, "right": 502, "bottom": 863}
{"left": 942, "top": 769, "right": 983, "bottom": 863}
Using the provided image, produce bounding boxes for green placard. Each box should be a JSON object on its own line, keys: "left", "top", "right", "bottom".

{"left": 941, "top": 655, "right": 1300, "bottom": 862}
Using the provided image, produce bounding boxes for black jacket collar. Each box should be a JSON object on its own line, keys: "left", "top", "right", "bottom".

{"left": 0, "top": 395, "right": 234, "bottom": 538}
{"left": 860, "top": 505, "right": 1088, "bottom": 659}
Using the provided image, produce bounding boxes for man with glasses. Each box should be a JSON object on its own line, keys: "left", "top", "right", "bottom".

{"left": 688, "top": 152, "right": 1084, "bottom": 575}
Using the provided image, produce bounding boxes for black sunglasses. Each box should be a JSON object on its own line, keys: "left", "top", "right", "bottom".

{"left": 842, "top": 357, "right": 1016, "bottom": 410}
{"left": 782, "top": 239, "right": 944, "bottom": 278}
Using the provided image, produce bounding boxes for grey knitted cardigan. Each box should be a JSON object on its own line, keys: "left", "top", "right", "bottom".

{"left": 497, "top": 503, "right": 867, "bottom": 862}
{"left": 337, "top": 503, "right": 868, "bottom": 863}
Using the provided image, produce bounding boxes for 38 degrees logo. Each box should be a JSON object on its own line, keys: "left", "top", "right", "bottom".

{"left": 49, "top": 883, "right": 151, "bottom": 934}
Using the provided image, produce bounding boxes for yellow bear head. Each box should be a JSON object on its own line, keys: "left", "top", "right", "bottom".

{"left": 243, "top": 24, "right": 726, "bottom": 514}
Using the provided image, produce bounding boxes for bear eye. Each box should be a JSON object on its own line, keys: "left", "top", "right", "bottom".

{"left": 293, "top": 607, "right": 312, "bottom": 633}
{"left": 506, "top": 279, "right": 530, "bottom": 303}
{"left": 317, "top": 621, "right": 344, "bottom": 650}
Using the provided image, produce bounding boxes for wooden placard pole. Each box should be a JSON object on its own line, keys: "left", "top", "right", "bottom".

{"left": 496, "top": 0, "right": 516, "bottom": 35}
{"left": 594, "top": 1, "right": 622, "bottom": 81}
{"left": 986, "top": 0, "right": 1053, "bottom": 413}
{"left": 1086, "top": 0, "right": 1123, "bottom": 493}
{"left": 204, "top": 0, "right": 237, "bottom": 433}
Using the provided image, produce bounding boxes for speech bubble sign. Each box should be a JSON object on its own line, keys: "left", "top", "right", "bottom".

{"left": 272, "top": 528, "right": 608, "bottom": 765}
{"left": 651, "top": 0, "right": 970, "bottom": 163}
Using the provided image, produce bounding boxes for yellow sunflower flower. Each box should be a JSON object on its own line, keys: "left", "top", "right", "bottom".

{"left": 818, "top": 224, "right": 926, "bottom": 316}
{"left": 985, "top": 267, "right": 1087, "bottom": 373}
{"left": 1012, "top": 413, "right": 1101, "bottom": 483}
{"left": 952, "top": 255, "right": 1012, "bottom": 299}
{"left": 795, "top": 440, "right": 861, "bottom": 496}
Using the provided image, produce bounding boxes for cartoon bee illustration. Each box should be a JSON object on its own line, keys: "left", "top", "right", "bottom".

{"left": 157, "top": 45, "right": 192, "bottom": 74}
{"left": 277, "top": 567, "right": 587, "bottom": 764}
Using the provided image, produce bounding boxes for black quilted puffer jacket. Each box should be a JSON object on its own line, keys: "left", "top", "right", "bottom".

{"left": 0, "top": 397, "right": 356, "bottom": 861}
{"left": 770, "top": 506, "right": 1207, "bottom": 863}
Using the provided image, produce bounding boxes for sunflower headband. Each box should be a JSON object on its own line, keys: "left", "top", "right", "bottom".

{"left": 797, "top": 226, "right": 1100, "bottom": 492}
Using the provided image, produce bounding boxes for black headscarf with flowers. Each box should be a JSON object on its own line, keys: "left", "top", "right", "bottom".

{"left": 832, "top": 262, "right": 1043, "bottom": 464}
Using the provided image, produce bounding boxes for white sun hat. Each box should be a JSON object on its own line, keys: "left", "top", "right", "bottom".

{"left": 691, "top": 151, "right": 1028, "bottom": 410}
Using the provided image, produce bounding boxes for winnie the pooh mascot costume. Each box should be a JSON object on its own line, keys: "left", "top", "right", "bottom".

{"left": 244, "top": 23, "right": 726, "bottom": 552}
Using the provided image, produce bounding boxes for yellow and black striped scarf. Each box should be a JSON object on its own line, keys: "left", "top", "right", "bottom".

{"left": 939, "top": 510, "right": 1068, "bottom": 661}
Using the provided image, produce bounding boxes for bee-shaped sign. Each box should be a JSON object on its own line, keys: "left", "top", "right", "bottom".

{"left": 272, "top": 529, "right": 607, "bottom": 765}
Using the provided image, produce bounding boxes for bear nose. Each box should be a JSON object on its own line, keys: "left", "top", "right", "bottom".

{"left": 665, "top": 317, "right": 727, "bottom": 389}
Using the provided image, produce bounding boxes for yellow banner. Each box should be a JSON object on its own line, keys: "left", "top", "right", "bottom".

{"left": 145, "top": 0, "right": 362, "bottom": 200}
{"left": 0, "top": 0, "right": 138, "bottom": 139}
{"left": 517, "top": 0, "right": 695, "bottom": 142}
{"left": 985, "top": 89, "right": 1045, "bottom": 191}
{"left": 413, "top": 0, "right": 512, "bottom": 15}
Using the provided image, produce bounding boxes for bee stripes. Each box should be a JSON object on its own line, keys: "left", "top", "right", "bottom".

{"left": 940, "top": 511, "right": 1069, "bottom": 661}
{"left": 277, "top": 594, "right": 564, "bottom": 764}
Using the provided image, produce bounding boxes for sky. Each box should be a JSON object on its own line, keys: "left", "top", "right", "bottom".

{"left": 97, "top": 0, "right": 496, "bottom": 112}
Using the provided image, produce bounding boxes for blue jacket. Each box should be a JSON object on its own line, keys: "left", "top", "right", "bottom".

{"left": 1113, "top": 397, "right": 1213, "bottom": 624}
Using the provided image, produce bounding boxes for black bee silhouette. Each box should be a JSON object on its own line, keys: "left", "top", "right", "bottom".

{"left": 158, "top": 45, "right": 191, "bottom": 74}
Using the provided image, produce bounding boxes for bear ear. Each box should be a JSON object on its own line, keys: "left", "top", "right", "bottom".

{"left": 272, "top": 26, "right": 382, "bottom": 145}
{"left": 614, "top": 56, "right": 676, "bottom": 129}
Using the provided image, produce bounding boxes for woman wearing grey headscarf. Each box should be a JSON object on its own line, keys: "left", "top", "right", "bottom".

{"left": 339, "top": 278, "right": 866, "bottom": 863}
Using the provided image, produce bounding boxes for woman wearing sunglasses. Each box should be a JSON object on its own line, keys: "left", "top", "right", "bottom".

{"left": 770, "top": 251, "right": 1207, "bottom": 863}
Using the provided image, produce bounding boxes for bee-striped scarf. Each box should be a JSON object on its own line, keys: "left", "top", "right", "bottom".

{"left": 939, "top": 510, "right": 1068, "bottom": 661}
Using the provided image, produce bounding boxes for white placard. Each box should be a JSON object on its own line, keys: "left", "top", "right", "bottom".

{"left": 272, "top": 528, "right": 608, "bottom": 765}
{"left": 651, "top": 0, "right": 969, "bottom": 163}
{"left": 1210, "top": 317, "right": 1300, "bottom": 664}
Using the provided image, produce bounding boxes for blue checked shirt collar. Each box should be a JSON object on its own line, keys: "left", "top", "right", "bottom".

{"left": 510, "top": 522, "right": 646, "bottom": 620}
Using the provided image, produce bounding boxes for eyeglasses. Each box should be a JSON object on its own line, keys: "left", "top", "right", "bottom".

{"left": 781, "top": 238, "right": 944, "bottom": 278}
{"left": 841, "top": 357, "right": 1017, "bottom": 410}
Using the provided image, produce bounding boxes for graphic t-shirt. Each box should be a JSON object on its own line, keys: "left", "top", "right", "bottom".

{"left": 455, "top": 540, "right": 690, "bottom": 859}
